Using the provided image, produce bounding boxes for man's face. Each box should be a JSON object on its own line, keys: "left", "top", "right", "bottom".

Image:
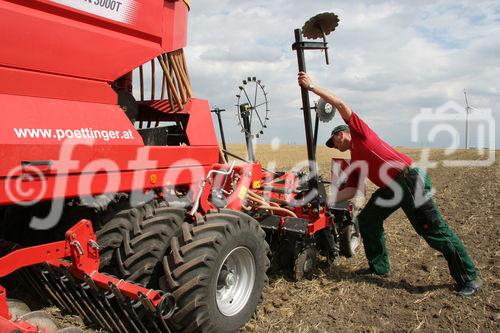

{"left": 333, "top": 131, "right": 351, "bottom": 151}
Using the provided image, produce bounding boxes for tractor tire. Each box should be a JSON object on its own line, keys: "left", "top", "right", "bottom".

{"left": 339, "top": 218, "right": 361, "bottom": 258}
{"left": 293, "top": 246, "right": 317, "bottom": 281}
{"left": 163, "top": 211, "right": 270, "bottom": 333}
{"left": 96, "top": 202, "right": 185, "bottom": 287}
{"left": 95, "top": 206, "right": 139, "bottom": 275}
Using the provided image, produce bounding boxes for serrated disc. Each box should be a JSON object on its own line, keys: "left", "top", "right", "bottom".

{"left": 302, "top": 12, "right": 339, "bottom": 40}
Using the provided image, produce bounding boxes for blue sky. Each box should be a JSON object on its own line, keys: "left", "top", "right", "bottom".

{"left": 183, "top": 0, "right": 499, "bottom": 148}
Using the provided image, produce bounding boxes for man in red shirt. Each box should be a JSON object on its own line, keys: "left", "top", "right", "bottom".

{"left": 298, "top": 72, "right": 480, "bottom": 296}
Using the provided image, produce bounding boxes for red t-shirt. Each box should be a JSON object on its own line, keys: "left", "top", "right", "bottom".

{"left": 345, "top": 112, "right": 413, "bottom": 188}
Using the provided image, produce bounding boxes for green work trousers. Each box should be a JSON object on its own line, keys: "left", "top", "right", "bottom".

{"left": 357, "top": 166, "right": 477, "bottom": 287}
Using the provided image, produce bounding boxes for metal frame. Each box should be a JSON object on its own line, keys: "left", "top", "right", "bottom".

{"left": 0, "top": 220, "right": 175, "bottom": 331}
{"left": 291, "top": 29, "right": 330, "bottom": 210}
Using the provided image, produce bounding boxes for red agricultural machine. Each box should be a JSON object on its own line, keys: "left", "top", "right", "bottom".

{"left": 0, "top": 1, "right": 359, "bottom": 332}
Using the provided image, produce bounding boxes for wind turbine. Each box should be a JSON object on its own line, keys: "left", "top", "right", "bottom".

{"left": 463, "top": 89, "right": 477, "bottom": 149}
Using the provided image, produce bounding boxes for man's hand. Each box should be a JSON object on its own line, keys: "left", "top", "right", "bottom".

{"left": 298, "top": 72, "right": 314, "bottom": 90}
{"left": 297, "top": 71, "right": 352, "bottom": 122}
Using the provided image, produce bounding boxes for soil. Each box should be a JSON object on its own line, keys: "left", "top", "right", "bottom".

{"left": 6, "top": 148, "right": 500, "bottom": 333}
{"left": 240, "top": 148, "right": 499, "bottom": 333}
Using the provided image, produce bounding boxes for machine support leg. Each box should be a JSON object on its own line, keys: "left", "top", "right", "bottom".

{"left": 294, "top": 28, "right": 320, "bottom": 207}
{"left": 313, "top": 113, "right": 320, "bottom": 154}
{"left": 211, "top": 108, "right": 229, "bottom": 161}
{"left": 240, "top": 104, "right": 255, "bottom": 162}
{"left": 0, "top": 286, "right": 9, "bottom": 320}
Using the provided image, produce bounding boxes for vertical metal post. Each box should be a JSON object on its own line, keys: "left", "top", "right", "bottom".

{"left": 211, "top": 108, "right": 228, "bottom": 161}
{"left": 465, "top": 111, "right": 469, "bottom": 149}
{"left": 240, "top": 104, "right": 255, "bottom": 161}
{"left": 463, "top": 89, "right": 470, "bottom": 150}
{"left": 313, "top": 113, "right": 320, "bottom": 154}
{"left": 294, "top": 29, "right": 319, "bottom": 195}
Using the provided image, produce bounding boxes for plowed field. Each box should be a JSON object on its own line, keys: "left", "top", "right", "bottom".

{"left": 238, "top": 146, "right": 499, "bottom": 333}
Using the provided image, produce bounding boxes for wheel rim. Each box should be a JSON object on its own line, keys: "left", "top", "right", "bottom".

{"left": 349, "top": 226, "right": 361, "bottom": 253}
{"left": 303, "top": 256, "right": 314, "bottom": 273}
{"left": 216, "top": 246, "right": 256, "bottom": 317}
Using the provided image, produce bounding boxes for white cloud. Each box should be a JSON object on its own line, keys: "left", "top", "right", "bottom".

{"left": 182, "top": 0, "right": 499, "bottom": 148}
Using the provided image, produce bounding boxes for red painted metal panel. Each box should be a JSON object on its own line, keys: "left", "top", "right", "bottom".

{"left": 0, "top": 286, "right": 9, "bottom": 321}
{"left": 0, "top": 0, "right": 188, "bottom": 101}
{"left": 0, "top": 144, "right": 218, "bottom": 175}
{"left": 185, "top": 99, "right": 218, "bottom": 146}
{"left": 0, "top": 1, "right": 156, "bottom": 81}
{"left": 307, "top": 213, "right": 332, "bottom": 235}
{"left": 0, "top": 164, "right": 212, "bottom": 204}
{"left": 0, "top": 93, "right": 142, "bottom": 146}
{"left": 0, "top": 98, "right": 219, "bottom": 178}
{"left": 0, "top": 240, "right": 68, "bottom": 277}
{"left": 0, "top": 0, "right": 188, "bottom": 81}
{"left": 0, "top": 66, "right": 117, "bottom": 103}
{"left": 163, "top": 0, "right": 189, "bottom": 51}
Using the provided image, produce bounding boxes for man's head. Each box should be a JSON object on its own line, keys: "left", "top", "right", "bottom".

{"left": 325, "top": 124, "right": 351, "bottom": 151}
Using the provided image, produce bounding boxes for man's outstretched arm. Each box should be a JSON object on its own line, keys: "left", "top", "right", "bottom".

{"left": 297, "top": 72, "right": 352, "bottom": 122}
